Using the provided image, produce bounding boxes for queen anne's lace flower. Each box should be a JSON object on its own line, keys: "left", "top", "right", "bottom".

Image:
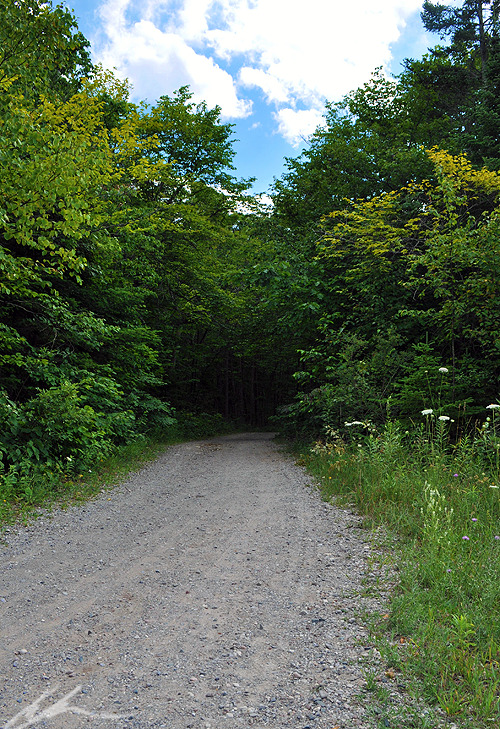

{"left": 421, "top": 408, "right": 433, "bottom": 416}
{"left": 486, "top": 403, "right": 500, "bottom": 409}
{"left": 439, "top": 367, "right": 449, "bottom": 373}
{"left": 438, "top": 415, "right": 451, "bottom": 421}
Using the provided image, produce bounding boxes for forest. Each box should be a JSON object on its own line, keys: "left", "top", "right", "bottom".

{"left": 2, "top": 0, "right": 500, "bottom": 481}
{"left": 1, "top": 1, "right": 500, "bottom": 724}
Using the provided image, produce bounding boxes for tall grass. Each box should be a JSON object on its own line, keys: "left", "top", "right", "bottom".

{"left": 300, "top": 411, "right": 500, "bottom": 727}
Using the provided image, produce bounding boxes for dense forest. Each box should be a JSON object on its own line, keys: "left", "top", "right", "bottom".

{"left": 1, "top": 0, "right": 500, "bottom": 488}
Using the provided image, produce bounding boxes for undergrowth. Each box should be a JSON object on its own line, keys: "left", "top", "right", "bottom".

{"left": 296, "top": 403, "right": 500, "bottom": 728}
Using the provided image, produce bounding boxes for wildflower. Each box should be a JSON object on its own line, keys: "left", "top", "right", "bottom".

{"left": 495, "top": 536, "right": 500, "bottom": 540}
{"left": 472, "top": 517, "right": 478, "bottom": 522}
{"left": 345, "top": 421, "right": 365, "bottom": 426}
{"left": 462, "top": 536, "right": 470, "bottom": 540}
{"left": 446, "top": 569, "right": 452, "bottom": 573}
{"left": 421, "top": 408, "right": 434, "bottom": 416}
{"left": 486, "top": 404, "right": 500, "bottom": 410}
{"left": 453, "top": 474, "right": 459, "bottom": 477}
{"left": 489, "top": 485, "right": 499, "bottom": 489}
{"left": 439, "top": 367, "right": 449, "bottom": 373}
{"left": 438, "top": 415, "right": 451, "bottom": 422}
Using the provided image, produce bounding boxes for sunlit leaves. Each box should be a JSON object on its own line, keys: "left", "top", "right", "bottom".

{"left": 0, "top": 90, "right": 114, "bottom": 294}
{"left": 291, "top": 149, "right": 500, "bottom": 429}
{"left": 0, "top": 0, "right": 91, "bottom": 100}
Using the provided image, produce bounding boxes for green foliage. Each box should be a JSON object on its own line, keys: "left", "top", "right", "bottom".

{"left": 138, "top": 86, "right": 247, "bottom": 191}
{"left": 414, "top": 2, "right": 500, "bottom": 168}
{"left": 281, "top": 149, "right": 500, "bottom": 434}
{"left": 0, "top": 0, "right": 92, "bottom": 100}
{"left": 421, "top": 1, "right": 500, "bottom": 77}
{"left": 271, "top": 68, "right": 435, "bottom": 243}
{"left": 0, "top": 382, "right": 116, "bottom": 492}
{"left": 466, "top": 38, "right": 500, "bottom": 167}
{"left": 0, "top": 2, "right": 281, "bottom": 507}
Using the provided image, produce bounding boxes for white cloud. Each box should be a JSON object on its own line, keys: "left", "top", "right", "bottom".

{"left": 93, "top": 0, "right": 426, "bottom": 141}
{"left": 239, "top": 67, "right": 289, "bottom": 104}
{"left": 96, "top": 2, "right": 251, "bottom": 118}
{"left": 273, "top": 108, "right": 325, "bottom": 147}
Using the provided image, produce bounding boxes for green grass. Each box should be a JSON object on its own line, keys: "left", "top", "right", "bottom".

{"left": 295, "top": 419, "right": 500, "bottom": 728}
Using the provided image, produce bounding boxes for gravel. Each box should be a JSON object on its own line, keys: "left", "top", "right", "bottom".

{"left": 0, "top": 432, "right": 391, "bottom": 729}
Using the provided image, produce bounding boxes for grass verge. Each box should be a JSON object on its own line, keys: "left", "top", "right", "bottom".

{"left": 293, "top": 419, "right": 500, "bottom": 728}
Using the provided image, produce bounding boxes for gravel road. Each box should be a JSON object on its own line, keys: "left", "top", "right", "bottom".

{"left": 0, "top": 432, "right": 388, "bottom": 729}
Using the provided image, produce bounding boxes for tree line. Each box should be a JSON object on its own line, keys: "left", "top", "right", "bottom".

{"left": 1, "top": 0, "right": 500, "bottom": 490}
{"left": 272, "top": 0, "right": 500, "bottom": 434}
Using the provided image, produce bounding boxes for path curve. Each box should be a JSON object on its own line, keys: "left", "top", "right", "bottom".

{"left": 1, "top": 433, "right": 385, "bottom": 728}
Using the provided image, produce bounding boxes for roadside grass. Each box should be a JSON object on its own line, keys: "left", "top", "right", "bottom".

{"left": 0, "top": 411, "right": 234, "bottom": 530}
{"left": 295, "top": 414, "right": 500, "bottom": 728}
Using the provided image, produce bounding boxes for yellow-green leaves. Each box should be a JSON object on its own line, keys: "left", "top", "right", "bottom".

{"left": 302, "top": 148, "right": 500, "bottom": 426}
{"left": 0, "top": 69, "right": 137, "bottom": 289}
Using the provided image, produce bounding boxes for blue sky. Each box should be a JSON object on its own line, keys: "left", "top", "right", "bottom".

{"left": 64, "top": 1, "right": 440, "bottom": 193}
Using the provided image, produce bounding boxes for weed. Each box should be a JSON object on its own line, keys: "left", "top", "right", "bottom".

{"left": 297, "top": 390, "right": 500, "bottom": 728}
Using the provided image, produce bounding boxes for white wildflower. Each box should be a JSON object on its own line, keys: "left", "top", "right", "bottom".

{"left": 345, "top": 421, "right": 365, "bottom": 427}
{"left": 439, "top": 367, "right": 449, "bottom": 373}
{"left": 438, "top": 415, "right": 451, "bottom": 422}
{"left": 421, "top": 409, "right": 434, "bottom": 416}
{"left": 486, "top": 404, "right": 500, "bottom": 410}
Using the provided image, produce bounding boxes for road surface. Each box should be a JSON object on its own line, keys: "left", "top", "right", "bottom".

{"left": 1, "top": 433, "right": 385, "bottom": 728}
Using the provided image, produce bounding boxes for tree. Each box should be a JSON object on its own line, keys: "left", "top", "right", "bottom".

{"left": 414, "top": 1, "right": 500, "bottom": 167}
{"left": 138, "top": 86, "right": 251, "bottom": 192}
{"left": 271, "top": 68, "right": 437, "bottom": 252}
{"left": 0, "top": 52, "right": 177, "bottom": 480}
{"left": 421, "top": 1, "right": 500, "bottom": 81}
{"left": 0, "top": 0, "right": 92, "bottom": 100}
{"left": 283, "top": 149, "right": 500, "bottom": 433}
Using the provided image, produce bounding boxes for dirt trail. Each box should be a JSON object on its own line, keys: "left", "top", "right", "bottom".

{"left": 0, "top": 433, "right": 385, "bottom": 729}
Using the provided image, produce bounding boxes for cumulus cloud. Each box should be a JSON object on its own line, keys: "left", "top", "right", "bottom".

{"left": 96, "top": 1, "right": 252, "bottom": 118}
{"left": 273, "top": 108, "right": 326, "bottom": 147}
{"left": 239, "top": 67, "right": 289, "bottom": 105}
{"left": 93, "top": 0, "right": 426, "bottom": 140}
